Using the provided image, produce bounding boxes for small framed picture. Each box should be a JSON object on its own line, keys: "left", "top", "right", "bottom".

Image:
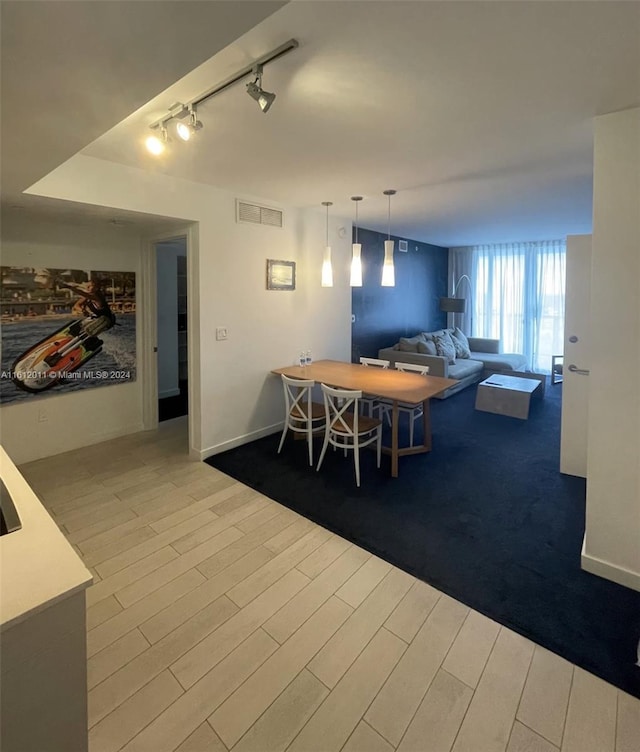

{"left": 266, "top": 259, "right": 296, "bottom": 291}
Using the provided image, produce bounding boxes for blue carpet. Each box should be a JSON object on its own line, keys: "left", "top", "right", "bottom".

{"left": 206, "top": 380, "right": 640, "bottom": 698}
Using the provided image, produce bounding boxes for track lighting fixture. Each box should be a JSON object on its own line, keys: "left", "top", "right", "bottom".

{"left": 246, "top": 65, "right": 276, "bottom": 113}
{"left": 176, "top": 107, "right": 203, "bottom": 141}
{"left": 381, "top": 190, "right": 397, "bottom": 287}
{"left": 321, "top": 202, "right": 334, "bottom": 288}
{"left": 350, "top": 197, "right": 363, "bottom": 287}
{"left": 145, "top": 38, "right": 298, "bottom": 156}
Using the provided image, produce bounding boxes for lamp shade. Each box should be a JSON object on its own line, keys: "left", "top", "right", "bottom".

{"left": 350, "top": 243, "right": 363, "bottom": 287}
{"left": 440, "top": 297, "right": 466, "bottom": 314}
{"left": 321, "top": 246, "right": 333, "bottom": 287}
{"left": 381, "top": 240, "right": 395, "bottom": 286}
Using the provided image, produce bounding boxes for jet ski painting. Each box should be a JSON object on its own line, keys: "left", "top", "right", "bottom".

{"left": 1, "top": 268, "right": 137, "bottom": 404}
{"left": 11, "top": 314, "right": 113, "bottom": 393}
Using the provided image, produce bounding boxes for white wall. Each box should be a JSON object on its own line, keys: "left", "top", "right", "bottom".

{"left": 0, "top": 219, "right": 145, "bottom": 464}
{"left": 26, "top": 155, "right": 352, "bottom": 459}
{"left": 584, "top": 107, "right": 640, "bottom": 590}
{"left": 156, "top": 240, "right": 186, "bottom": 399}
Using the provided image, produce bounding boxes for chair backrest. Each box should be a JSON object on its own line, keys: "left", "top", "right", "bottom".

{"left": 359, "top": 357, "right": 390, "bottom": 369}
{"left": 395, "top": 361, "right": 430, "bottom": 375}
{"left": 281, "top": 373, "right": 316, "bottom": 419}
{"left": 321, "top": 383, "right": 362, "bottom": 437}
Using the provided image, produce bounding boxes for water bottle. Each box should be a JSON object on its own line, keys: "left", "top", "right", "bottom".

{"left": 305, "top": 349, "right": 312, "bottom": 366}
{"left": 299, "top": 351, "right": 306, "bottom": 367}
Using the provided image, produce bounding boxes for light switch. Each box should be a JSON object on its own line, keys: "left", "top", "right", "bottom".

{"left": 216, "top": 327, "right": 228, "bottom": 341}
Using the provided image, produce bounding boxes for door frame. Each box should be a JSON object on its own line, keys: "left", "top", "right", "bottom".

{"left": 141, "top": 223, "right": 201, "bottom": 459}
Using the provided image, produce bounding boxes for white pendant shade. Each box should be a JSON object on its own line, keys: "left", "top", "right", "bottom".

{"left": 321, "top": 245, "right": 334, "bottom": 287}
{"left": 321, "top": 201, "right": 334, "bottom": 287}
{"left": 381, "top": 239, "right": 395, "bottom": 286}
{"left": 350, "top": 243, "right": 363, "bottom": 287}
{"left": 381, "top": 189, "right": 397, "bottom": 287}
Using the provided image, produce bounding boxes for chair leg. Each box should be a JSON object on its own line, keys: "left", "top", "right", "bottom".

{"left": 354, "top": 445, "right": 361, "bottom": 487}
{"left": 376, "top": 427, "right": 382, "bottom": 468}
{"left": 306, "top": 425, "right": 313, "bottom": 466}
{"left": 316, "top": 429, "right": 330, "bottom": 472}
{"left": 409, "top": 414, "right": 415, "bottom": 447}
{"left": 277, "top": 424, "right": 288, "bottom": 454}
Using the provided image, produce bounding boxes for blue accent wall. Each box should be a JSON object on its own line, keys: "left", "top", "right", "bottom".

{"left": 351, "top": 227, "right": 449, "bottom": 361}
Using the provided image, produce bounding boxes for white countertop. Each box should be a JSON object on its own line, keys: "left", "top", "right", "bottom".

{"left": 0, "top": 445, "right": 93, "bottom": 632}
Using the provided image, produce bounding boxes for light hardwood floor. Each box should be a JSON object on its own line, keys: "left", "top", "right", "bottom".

{"left": 19, "top": 419, "right": 640, "bottom": 752}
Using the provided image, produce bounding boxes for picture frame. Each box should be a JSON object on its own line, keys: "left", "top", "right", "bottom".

{"left": 266, "top": 259, "right": 296, "bottom": 291}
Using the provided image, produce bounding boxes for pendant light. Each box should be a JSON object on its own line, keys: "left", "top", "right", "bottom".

{"left": 350, "top": 196, "right": 363, "bottom": 287}
{"left": 321, "top": 201, "right": 333, "bottom": 287}
{"left": 381, "top": 189, "right": 396, "bottom": 287}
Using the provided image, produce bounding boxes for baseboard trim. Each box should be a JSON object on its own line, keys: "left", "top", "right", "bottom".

{"left": 158, "top": 388, "right": 181, "bottom": 399}
{"left": 581, "top": 535, "right": 640, "bottom": 592}
{"left": 199, "top": 423, "right": 282, "bottom": 461}
{"left": 16, "top": 422, "right": 146, "bottom": 465}
{"left": 94, "top": 423, "right": 146, "bottom": 442}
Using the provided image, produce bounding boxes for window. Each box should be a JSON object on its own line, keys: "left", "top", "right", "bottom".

{"left": 451, "top": 241, "right": 565, "bottom": 373}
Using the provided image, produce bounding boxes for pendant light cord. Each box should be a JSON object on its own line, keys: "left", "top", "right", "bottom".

{"left": 326, "top": 203, "right": 329, "bottom": 246}
{"left": 355, "top": 201, "right": 359, "bottom": 244}
{"left": 387, "top": 193, "right": 391, "bottom": 240}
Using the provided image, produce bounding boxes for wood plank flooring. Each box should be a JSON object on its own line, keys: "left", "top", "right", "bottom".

{"left": 18, "top": 419, "right": 640, "bottom": 752}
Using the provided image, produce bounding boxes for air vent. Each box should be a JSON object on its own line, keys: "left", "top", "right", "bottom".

{"left": 236, "top": 200, "right": 283, "bottom": 228}
{"left": 398, "top": 240, "right": 408, "bottom": 252}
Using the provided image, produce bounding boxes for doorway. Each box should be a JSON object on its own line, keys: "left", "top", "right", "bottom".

{"left": 155, "top": 238, "right": 188, "bottom": 421}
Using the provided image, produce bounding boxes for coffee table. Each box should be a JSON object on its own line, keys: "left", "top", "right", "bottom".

{"left": 475, "top": 373, "right": 545, "bottom": 419}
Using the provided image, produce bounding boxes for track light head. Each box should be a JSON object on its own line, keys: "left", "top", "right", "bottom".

{"left": 246, "top": 65, "right": 276, "bottom": 113}
{"left": 247, "top": 83, "right": 276, "bottom": 113}
{"left": 176, "top": 108, "right": 203, "bottom": 141}
{"left": 146, "top": 124, "right": 168, "bottom": 155}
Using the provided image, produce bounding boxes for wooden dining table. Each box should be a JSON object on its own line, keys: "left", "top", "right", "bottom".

{"left": 271, "top": 359, "right": 457, "bottom": 477}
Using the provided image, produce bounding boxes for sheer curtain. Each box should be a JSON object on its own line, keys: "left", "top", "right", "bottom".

{"left": 450, "top": 240, "right": 566, "bottom": 373}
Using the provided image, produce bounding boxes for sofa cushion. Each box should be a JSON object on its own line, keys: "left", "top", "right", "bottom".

{"left": 432, "top": 331, "right": 456, "bottom": 364}
{"left": 398, "top": 335, "right": 426, "bottom": 352}
{"left": 448, "top": 359, "right": 484, "bottom": 380}
{"left": 473, "top": 351, "right": 528, "bottom": 372}
{"left": 417, "top": 339, "right": 437, "bottom": 355}
{"left": 450, "top": 328, "right": 471, "bottom": 359}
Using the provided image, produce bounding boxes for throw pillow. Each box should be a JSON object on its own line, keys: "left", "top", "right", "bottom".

{"left": 450, "top": 327, "right": 471, "bottom": 359}
{"left": 452, "top": 327, "right": 470, "bottom": 349}
{"left": 432, "top": 331, "right": 456, "bottom": 364}
{"left": 417, "top": 339, "right": 437, "bottom": 355}
{"left": 422, "top": 329, "right": 447, "bottom": 342}
{"left": 398, "top": 335, "right": 425, "bottom": 352}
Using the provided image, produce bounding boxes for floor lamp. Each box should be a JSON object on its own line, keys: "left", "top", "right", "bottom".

{"left": 440, "top": 274, "right": 472, "bottom": 331}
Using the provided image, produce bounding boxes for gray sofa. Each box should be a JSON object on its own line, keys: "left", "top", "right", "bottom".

{"left": 378, "top": 328, "right": 528, "bottom": 399}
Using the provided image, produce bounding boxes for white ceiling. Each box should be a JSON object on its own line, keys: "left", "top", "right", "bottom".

{"left": 0, "top": 0, "right": 286, "bottom": 230}
{"left": 3, "top": 1, "right": 640, "bottom": 246}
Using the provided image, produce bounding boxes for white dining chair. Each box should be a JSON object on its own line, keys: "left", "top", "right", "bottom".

{"left": 316, "top": 383, "right": 382, "bottom": 487}
{"left": 277, "top": 374, "right": 325, "bottom": 466}
{"left": 358, "top": 356, "right": 390, "bottom": 420}
{"left": 393, "top": 361, "right": 430, "bottom": 446}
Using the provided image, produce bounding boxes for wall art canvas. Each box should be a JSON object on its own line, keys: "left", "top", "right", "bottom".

{"left": 266, "top": 259, "right": 296, "bottom": 291}
{"left": 1, "top": 267, "right": 137, "bottom": 404}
